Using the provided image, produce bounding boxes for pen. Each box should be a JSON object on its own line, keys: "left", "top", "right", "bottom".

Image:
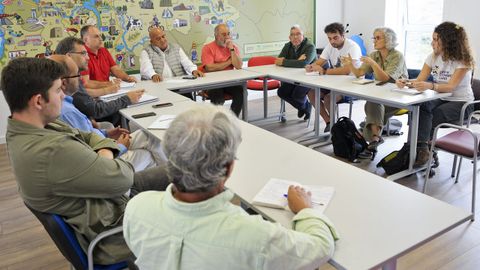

{"left": 283, "top": 194, "right": 324, "bottom": 206}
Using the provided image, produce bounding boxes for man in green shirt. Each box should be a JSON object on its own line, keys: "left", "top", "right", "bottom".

{"left": 276, "top": 25, "right": 316, "bottom": 120}
{"left": 3, "top": 57, "right": 168, "bottom": 265}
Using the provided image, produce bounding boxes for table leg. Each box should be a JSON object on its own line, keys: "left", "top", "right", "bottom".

{"left": 263, "top": 78, "right": 268, "bottom": 118}
{"left": 314, "top": 87, "right": 321, "bottom": 136}
{"left": 408, "top": 106, "right": 419, "bottom": 170}
{"left": 242, "top": 82, "right": 248, "bottom": 121}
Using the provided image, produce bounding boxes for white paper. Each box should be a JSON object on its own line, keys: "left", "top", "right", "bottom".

{"left": 252, "top": 178, "right": 334, "bottom": 213}
{"left": 148, "top": 115, "right": 176, "bottom": 129}
{"left": 305, "top": 71, "right": 320, "bottom": 76}
{"left": 352, "top": 78, "right": 375, "bottom": 85}
{"left": 391, "top": 88, "right": 422, "bottom": 95}
{"left": 99, "top": 89, "right": 130, "bottom": 101}
{"left": 120, "top": 81, "right": 136, "bottom": 88}
{"left": 127, "top": 94, "right": 158, "bottom": 107}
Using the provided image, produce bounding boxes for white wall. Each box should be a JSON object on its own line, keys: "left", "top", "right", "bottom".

{"left": 0, "top": 91, "right": 8, "bottom": 144}
{"left": 315, "top": 0, "right": 343, "bottom": 48}
{"left": 342, "top": 0, "right": 386, "bottom": 52}
{"left": 443, "top": 0, "right": 480, "bottom": 78}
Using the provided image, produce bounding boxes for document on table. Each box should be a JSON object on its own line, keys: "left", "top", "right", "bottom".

{"left": 120, "top": 81, "right": 136, "bottom": 88}
{"left": 352, "top": 78, "right": 375, "bottom": 85}
{"left": 99, "top": 89, "right": 130, "bottom": 101}
{"left": 391, "top": 88, "right": 422, "bottom": 95}
{"left": 305, "top": 71, "right": 320, "bottom": 76}
{"left": 252, "top": 178, "right": 334, "bottom": 213}
{"left": 148, "top": 115, "right": 176, "bottom": 129}
{"left": 127, "top": 94, "right": 158, "bottom": 107}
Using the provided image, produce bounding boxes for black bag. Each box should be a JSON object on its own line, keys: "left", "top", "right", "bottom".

{"left": 376, "top": 143, "right": 410, "bottom": 175}
{"left": 331, "top": 117, "right": 368, "bottom": 162}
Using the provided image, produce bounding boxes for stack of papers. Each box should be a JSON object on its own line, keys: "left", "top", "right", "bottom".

{"left": 148, "top": 115, "right": 176, "bottom": 130}
{"left": 352, "top": 78, "right": 374, "bottom": 85}
{"left": 391, "top": 88, "right": 422, "bottom": 95}
{"left": 120, "top": 81, "right": 136, "bottom": 88}
{"left": 127, "top": 94, "right": 158, "bottom": 107}
{"left": 252, "top": 178, "right": 334, "bottom": 213}
{"left": 99, "top": 90, "right": 158, "bottom": 107}
{"left": 305, "top": 71, "right": 320, "bottom": 76}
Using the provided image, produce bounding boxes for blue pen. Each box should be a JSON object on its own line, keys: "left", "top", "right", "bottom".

{"left": 283, "top": 194, "right": 324, "bottom": 206}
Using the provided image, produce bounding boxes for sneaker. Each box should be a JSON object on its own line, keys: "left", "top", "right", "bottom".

{"left": 358, "top": 150, "right": 372, "bottom": 159}
{"left": 414, "top": 147, "right": 430, "bottom": 167}
{"left": 303, "top": 101, "right": 312, "bottom": 121}
{"left": 324, "top": 122, "right": 331, "bottom": 132}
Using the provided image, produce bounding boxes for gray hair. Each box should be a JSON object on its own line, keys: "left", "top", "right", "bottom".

{"left": 214, "top": 23, "right": 228, "bottom": 36}
{"left": 290, "top": 24, "right": 303, "bottom": 34}
{"left": 162, "top": 105, "right": 242, "bottom": 192}
{"left": 374, "top": 27, "right": 398, "bottom": 50}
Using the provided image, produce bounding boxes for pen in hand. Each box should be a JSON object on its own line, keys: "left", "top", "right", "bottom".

{"left": 283, "top": 194, "right": 324, "bottom": 206}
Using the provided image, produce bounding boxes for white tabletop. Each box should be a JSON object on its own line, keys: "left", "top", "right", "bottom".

{"left": 227, "top": 121, "right": 471, "bottom": 270}
{"left": 160, "top": 69, "right": 261, "bottom": 93}
{"left": 247, "top": 64, "right": 451, "bottom": 108}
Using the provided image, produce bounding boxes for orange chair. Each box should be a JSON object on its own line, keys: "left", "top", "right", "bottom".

{"left": 246, "top": 56, "right": 282, "bottom": 120}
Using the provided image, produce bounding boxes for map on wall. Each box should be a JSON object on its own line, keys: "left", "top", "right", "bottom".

{"left": 0, "top": 0, "right": 314, "bottom": 71}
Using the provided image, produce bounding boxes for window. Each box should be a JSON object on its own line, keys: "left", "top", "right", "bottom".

{"left": 385, "top": 0, "right": 443, "bottom": 69}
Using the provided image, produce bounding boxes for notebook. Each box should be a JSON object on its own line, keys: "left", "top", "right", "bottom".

{"left": 148, "top": 115, "right": 176, "bottom": 130}
{"left": 252, "top": 178, "right": 334, "bottom": 213}
{"left": 99, "top": 91, "right": 158, "bottom": 107}
{"left": 126, "top": 94, "right": 158, "bottom": 107}
{"left": 352, "top": 78, "right": 375, "bottom": 85}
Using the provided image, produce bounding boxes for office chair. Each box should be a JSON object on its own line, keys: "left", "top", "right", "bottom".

{"left": 25, "top": 203, "right": 128, "bottom": 270}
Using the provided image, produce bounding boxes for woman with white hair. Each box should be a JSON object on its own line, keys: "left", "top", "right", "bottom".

{"left": 343, "top": 27, "right": 408, "bottom": 156}
{"left": 123, "top": 104, "right": 338, "bottom": 270}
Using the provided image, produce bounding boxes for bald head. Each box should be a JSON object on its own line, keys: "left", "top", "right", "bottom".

{"left": 49, "top": 55, "right": 80, "bottom": 96}
{"left": 149, "top": 27, "right": 168, "bottom": 50}
{"left": 214, "top": 24, "right": 231, "bottom": 47}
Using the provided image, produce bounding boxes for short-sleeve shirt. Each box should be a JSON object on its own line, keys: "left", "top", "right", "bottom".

{"left": 360, "top": 49, "right": 408, "bottom": 80}
{"left": 425, "top": 53, "right": 473, "bottom": 101}
{"left": 201, "top": 41, "right": 240, "bottom": 71}
{"left": 320, "top": 38, "right": 362, "bottom": 69}
{"left": 81, "top": 46, "right": 116, "bottom": 81}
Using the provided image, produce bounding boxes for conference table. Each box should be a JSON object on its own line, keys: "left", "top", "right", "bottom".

{"left": 245, "top": 64, "right": 451, "bottom": 181}
{"left": 134, "top": 69, "right": 262, "bottom": 120}
{"left": 120, "top": 91, "right": 471, "bottom": 270}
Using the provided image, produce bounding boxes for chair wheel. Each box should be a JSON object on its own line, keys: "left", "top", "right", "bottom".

{"left": 280, "top": 116, "right": 286, "bottom": 123}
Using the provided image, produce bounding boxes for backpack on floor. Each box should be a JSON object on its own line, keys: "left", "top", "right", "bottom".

{"left": 376, "top": 143, "right": 410, "bottom": 175}
{"left": 331, "top": 117, "right": 368, "bottom": 163}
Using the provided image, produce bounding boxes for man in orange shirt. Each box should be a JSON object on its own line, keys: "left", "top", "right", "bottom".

{"left": 201, "top": 24, "right": 243, "bottom": 116}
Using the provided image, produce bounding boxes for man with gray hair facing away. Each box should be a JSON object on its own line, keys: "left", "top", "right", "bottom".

{"left": 124, "top": 104, "right": 338, "bottom": 269}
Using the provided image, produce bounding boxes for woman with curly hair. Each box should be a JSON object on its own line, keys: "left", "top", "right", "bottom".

{"left": 396, "top": 21, "right": 475, "bottom": 167}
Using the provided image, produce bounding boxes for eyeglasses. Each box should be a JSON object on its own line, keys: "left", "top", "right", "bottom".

{"left": 69, "top": 51, "right": 88, "bottom": 56}
{"left": 290, "top": 33, "right": 302, "bottom": 37}
{"left": 62, "top": 74, "right": 81, "bottom": 79}
{"left": 372, "top": 36, "right": 384, "bottom": 41}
